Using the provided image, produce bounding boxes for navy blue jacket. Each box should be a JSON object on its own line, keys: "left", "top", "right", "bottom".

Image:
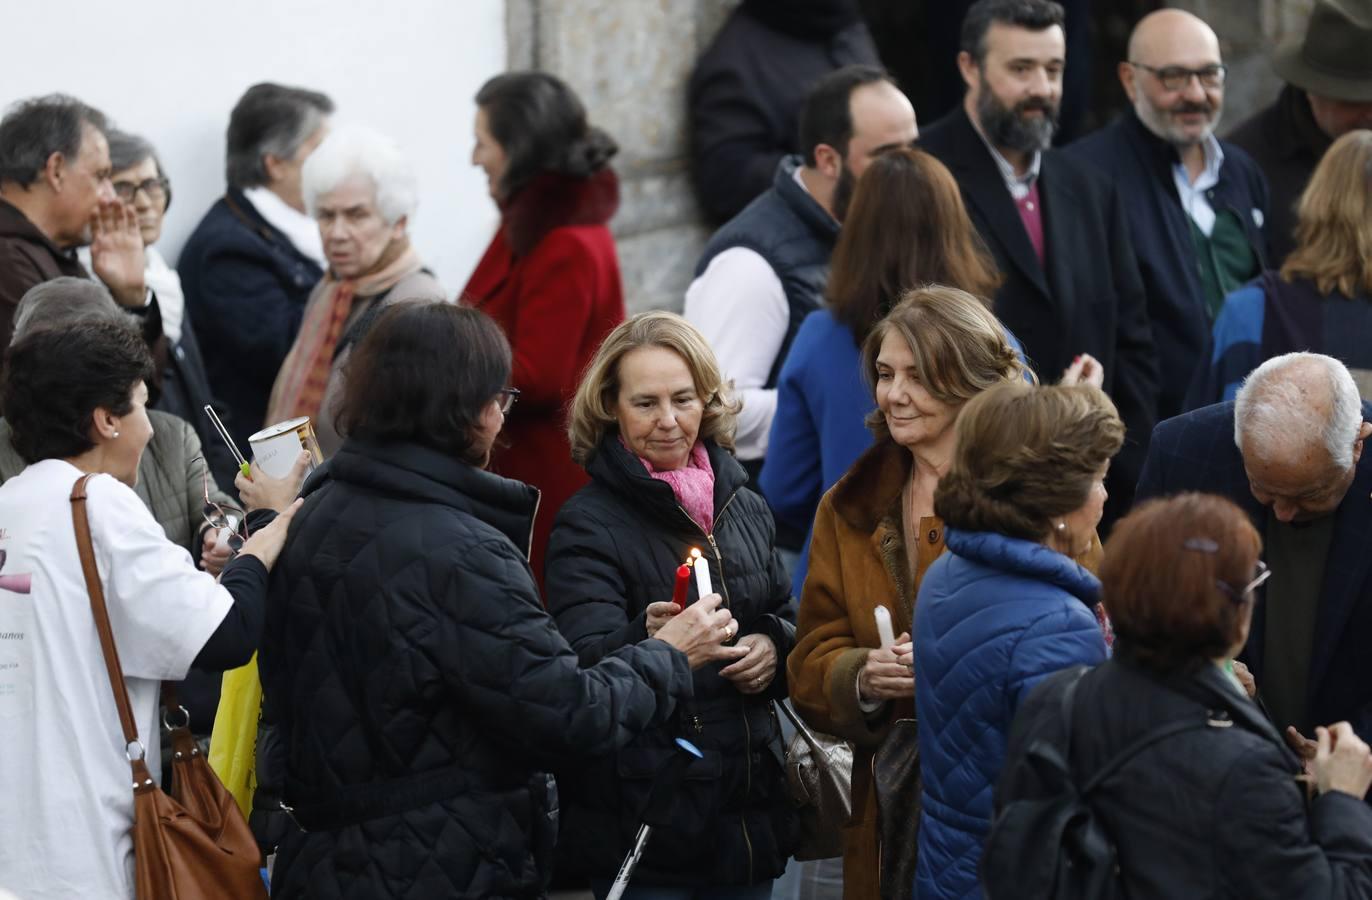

{"left": 918, "top": 108, "right": 1157, "bottom": 529}
{"left": 1136, "top": 400, "right": 1372, "bottom": 739}
{"left": 1067, "top": 109, "right": 1269, "bottom": 420}
{"left": 914, "top": 528, "right": 1107, "bottom": 900}
{"left": 695, "top": 155, "right": 839, "bottom": 395}
{"left": 179, "top": 189, "right": 323, "bottom": 451}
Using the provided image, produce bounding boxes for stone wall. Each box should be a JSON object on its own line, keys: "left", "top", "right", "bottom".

{"left": 508, "top": 0, "right": 740, "bottom": 315}
{"left": 509, "top": 0, "right": 1315, "bottom": 315}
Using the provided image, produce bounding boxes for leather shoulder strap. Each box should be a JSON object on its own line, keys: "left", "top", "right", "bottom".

{"left": 70, "top": 474, "right": 140, "bottom": 746}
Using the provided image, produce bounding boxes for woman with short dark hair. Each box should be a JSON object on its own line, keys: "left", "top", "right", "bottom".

{"left": 992, "top": 493, "right": 1372, "bottom": 899}
{"left": 462, "top": 71, "right": 625, "bottom": 596}
{"left": 258, "top": 303, "right": 742, "bottom": 900}
{"left": 0, "top": 320, "right": 298, "bottom": 899}
{"left": 912, "top": 381, "right": 1123, "bottom": 900}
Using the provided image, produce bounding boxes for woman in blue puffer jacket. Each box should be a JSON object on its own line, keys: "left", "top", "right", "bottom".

{"left": 912, "top": 382, "right": 1124, "bottom": 900}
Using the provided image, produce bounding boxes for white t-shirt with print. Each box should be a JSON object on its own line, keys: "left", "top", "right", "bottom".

{"left": 0, "top": 460, "right": 232, "bottom": 900}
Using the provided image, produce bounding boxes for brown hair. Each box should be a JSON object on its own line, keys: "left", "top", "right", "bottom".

{"left": 1281, "top": 129, "right": 1372, "bottom": 298}
{"left": 1100, "top": 493, "right": 1262, "bottom": 674}
{"left": 567, "top": 312, "right": 740, "bottom": 465}
{"left": 860, "top": 285, "right": 1028, "bottom": 441}
{"left": 828, "top": 148, "right": 1002, "bottom": 342}
{"left": 934, "top": 382, "right": 1124, "bottom": 541}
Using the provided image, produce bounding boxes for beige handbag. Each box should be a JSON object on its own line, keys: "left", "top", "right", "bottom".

{"left": 776, "top": 699, "right": 853, "bottom": 861}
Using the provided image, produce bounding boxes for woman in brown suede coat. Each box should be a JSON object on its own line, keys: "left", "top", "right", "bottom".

{"left": 788, "top": 286, "right": 1105, "bottom": 899}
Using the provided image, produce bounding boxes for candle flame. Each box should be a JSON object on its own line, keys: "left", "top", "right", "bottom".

{"left": 689, "top": 547, "right": 702, "bottom": 563}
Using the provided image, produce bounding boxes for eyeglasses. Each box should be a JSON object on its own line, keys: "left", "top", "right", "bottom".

{"left": 194, "top": 457, "right": 247, "bottom": 553}
{"left": 1182, "top": 538, "right": 1269, "bottom": 603}
{"left": 1129, "top": 62, "right": 1226, "bottom": 92}
{"left": 498, "top": 387, "right": 520, "bottom": 414}
{"left": 112, "top": 176, "right": 169, "bottom": 204}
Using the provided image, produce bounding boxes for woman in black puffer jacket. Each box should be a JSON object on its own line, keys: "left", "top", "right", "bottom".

{"left": 257, "top": 304, "right": 742, "bottom": 900}
{"left": 546, "top": 312, "right": 798, "bottom": 898}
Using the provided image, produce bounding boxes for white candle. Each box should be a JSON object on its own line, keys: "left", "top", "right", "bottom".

{"left": 690, "top": 548, "right": 713, "bottom": 598}
{"left": 874, "top": 605, "right": 896, "bottom": 649}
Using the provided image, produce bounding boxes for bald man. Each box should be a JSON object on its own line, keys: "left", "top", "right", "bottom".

{"left": 1067, "top": 9, "right": 1270, "bottom": 420}
{"left": 1137, "top": 352, "right": 1372, "bottom": 745}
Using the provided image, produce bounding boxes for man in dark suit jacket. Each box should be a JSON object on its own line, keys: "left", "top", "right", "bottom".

{"left": 1067, "top": 9, "right": 1269, "bottom": 421}
{"left": 180, "top": 83, "right": 333, "bottom": 452}
{"left": 918, "top": 0, "right": 1158, "bottom": 524}
{"left": 1137, "top": 353, "right": 1372, "bottom": 745}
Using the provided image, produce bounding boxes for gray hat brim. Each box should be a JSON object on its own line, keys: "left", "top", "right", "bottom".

{"left": 1274, "top": 36, "right": 1372, "bottom": 103}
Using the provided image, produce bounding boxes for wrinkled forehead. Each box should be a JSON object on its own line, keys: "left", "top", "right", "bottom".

{"left": 1240, "top": 435, "right": 1340, "bottom": 494}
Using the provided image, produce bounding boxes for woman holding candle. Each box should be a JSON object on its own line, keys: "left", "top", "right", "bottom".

{"left": 546, "top": 311, "right": 797, "bottom": 898}
{"left": 255, "top": 303, "right": 743, "bottom": 899}
{"left": 787, "top": 286, "right": 1079, "bottom": 900}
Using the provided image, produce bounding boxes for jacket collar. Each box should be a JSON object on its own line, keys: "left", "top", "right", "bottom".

{"left": 500, "top": 168, "right": 619, "bottom": 257}
{"left": 0, "top": 197, "right": 82, "bottom": 263}
{"left": 829, "top": 439, "right": 911, "bottom": 534}
{"left": 584, "top": 432, "right": 748, "bottom": 533}
{"left": 1270, "top": 84, "right": 1335, "bottom": 163}
{"left": 771, "top": 155, "right": 840, "bottom": 246}
{"left": 314, "top": 439, "right": 540, "bottom": 555}
{"left": 944, "top": 527, "right": 1100, "bottom": 605}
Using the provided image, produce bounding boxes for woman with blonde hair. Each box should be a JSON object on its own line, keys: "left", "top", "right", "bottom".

{"left": 546, "top": 311, "right": 797, "bottom": 898}
{"left": 914, "top": 381, "right": 1123, "bottom": 900}
{"left": 787, "top": 285, "right": 1030, "bottom": 900}
{"left": 1189, "top": 129, "right": 1372, "bottom": 405}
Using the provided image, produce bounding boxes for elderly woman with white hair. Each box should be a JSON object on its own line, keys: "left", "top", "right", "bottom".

{"left": 265, "top": 125, "right": 445, "bottom": 460}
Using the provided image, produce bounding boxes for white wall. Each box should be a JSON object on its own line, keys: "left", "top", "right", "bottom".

{"left": 2, "top": 0, "right": 507, "bottom": 294}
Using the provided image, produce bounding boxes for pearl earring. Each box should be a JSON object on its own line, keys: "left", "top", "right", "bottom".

{"left": 112, "top": 431, "right": 120, "bottom": 438}
{"left": 1055, "top": 521, "right": 1066, "bottom": 532}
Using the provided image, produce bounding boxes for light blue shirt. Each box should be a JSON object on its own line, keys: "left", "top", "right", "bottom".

{"left": 1172, "top": 134, "right": 1224, "bottom": 236}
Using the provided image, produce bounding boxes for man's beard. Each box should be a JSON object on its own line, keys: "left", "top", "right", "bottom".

{"left": 976, "top": 87, "right": 1059, "bottom": 154}
{"left": 1138, "top": 98, "right": 1221, "bottom": 147}
{"left": 832, "top": 162, "right": 857, "bottom": 222}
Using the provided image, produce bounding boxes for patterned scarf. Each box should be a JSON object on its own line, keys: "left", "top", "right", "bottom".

{"left": 629, "top": 439, "right": 716, "bottom": 534}
{"left": 266, "top": 242, "right": 423, "bottom": 427}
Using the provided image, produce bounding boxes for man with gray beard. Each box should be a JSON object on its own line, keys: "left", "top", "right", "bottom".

{"left": 918, "top": 0, "right": 1157, "bottom": 528}
{"left": 1067, "top": 9, "right": 1270, "bottom": 422}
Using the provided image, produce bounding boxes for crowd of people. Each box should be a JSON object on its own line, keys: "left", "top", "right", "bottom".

{"left": 1, "top": 0, "right": 1372, "bottom": 898}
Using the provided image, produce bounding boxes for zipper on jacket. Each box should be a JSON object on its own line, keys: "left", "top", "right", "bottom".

{"left": 677, "top": 488, "right": 740, "bottom": 607}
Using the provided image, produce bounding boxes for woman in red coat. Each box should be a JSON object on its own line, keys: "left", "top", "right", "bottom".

{"left": 462, "top": 72, "right": 626, "bottom": 595}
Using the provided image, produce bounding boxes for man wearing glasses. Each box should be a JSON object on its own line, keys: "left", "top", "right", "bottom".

{"left": 1138, "top": 352, "right": 1372, "bottom": 750}
{"left": 0, "top": 95, "right": 155, "bottom": 354}
{"left": 1068, "top": 9, "right": 1269, "bottom": 422}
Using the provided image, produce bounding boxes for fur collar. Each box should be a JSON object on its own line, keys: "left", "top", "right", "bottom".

{"left": 500, "top": 168, "right": 619, "bottom": 257}
{"left": 830, "top": 439, "right": 911, "bottom": 534}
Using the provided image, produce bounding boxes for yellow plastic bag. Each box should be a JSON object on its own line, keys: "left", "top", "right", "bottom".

{"left": 208, "top": 653, "right": 262, "bottom": 819}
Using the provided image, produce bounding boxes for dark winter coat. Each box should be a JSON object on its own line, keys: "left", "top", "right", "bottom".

{"left": 545, "top": 434, "right": 797, "bottom": 888}
{"left": 688, "top": 2, "right": 879, "bottom": 224}
{"left": 258, "top": 439, "right": 692, "bottom": 899}
{"left": 1227, "top": 85, "right": 1334, "bottom": 265}
{"left": 179, "top": 189, "right": 324, "bottom": 451}
{"left": 998, "top": 656, "right": 1372, "bottom": 898}
{"left": 1067, "top": 108, "right": 1270, "bottom": 420}
{"left": 918, "top": 107, "right": 1159, "bottom": 527}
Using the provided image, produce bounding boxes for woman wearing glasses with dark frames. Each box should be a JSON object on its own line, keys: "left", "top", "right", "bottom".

{"left": 79, "top": 129, "right": 239, "bottom": 495}
{"left": 990, "top": 492, "right": 1372, "bottom": 900}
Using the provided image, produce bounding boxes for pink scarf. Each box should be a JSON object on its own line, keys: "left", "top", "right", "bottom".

{"left": 629, "top": 440, "right": 715, "bottom": 533}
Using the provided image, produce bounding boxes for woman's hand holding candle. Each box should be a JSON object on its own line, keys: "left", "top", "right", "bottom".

{"left": 655, "top": 594, "right": 749, "bottom": 670}
{"left": 858, "top": 631, "right": 915, "bottom": 702}
{"left": 645, "top": 601, "right": 680, "bottom": 638}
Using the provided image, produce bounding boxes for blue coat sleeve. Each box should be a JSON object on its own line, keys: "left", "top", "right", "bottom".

{"left": 759, "top": 337, "right": 823, "bottom": 535}
{"left": 1005, "top": 601, "right": 1107, "bottom": 715}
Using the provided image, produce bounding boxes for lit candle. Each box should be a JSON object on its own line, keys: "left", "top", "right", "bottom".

{"left": 874, "top": 605, "right": 896, "bottom": 649}
{"left": 671, "top": 564, "right": 690, "bottom": 610}
{"left": 689, "top": 547, "right": 712, "bottom": 598}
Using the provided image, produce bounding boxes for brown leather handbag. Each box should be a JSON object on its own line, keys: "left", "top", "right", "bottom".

{"left": 71, "top": 475, "right": 268, "bottom": 900}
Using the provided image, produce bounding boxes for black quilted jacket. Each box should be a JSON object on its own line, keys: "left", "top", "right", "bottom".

{"left": 545, "top": 435, "right": 798, "bottom": 887}
{"left": 257, "top": 440, "right": 692, "bottom": 899}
